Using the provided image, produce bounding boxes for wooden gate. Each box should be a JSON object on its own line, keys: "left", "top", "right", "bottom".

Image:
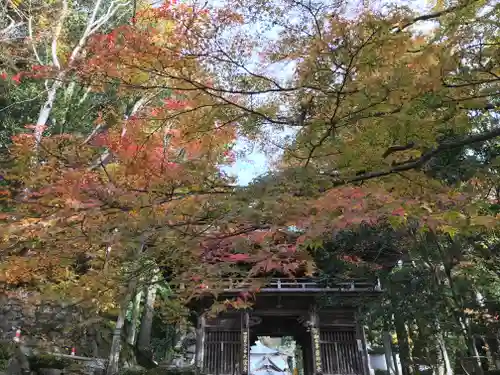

{"left": 320, "top": 330, "right": 363, "bottom": 375}
{"left": 203, "top": 330, "right": 241, "bottom": 375}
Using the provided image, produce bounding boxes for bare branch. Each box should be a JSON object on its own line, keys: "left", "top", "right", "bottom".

{"left": 51, "top": 0, "right": 69, "bottom": 69}
{"left": 27, "top": 16, "right": 43, "bottom": 65}
{"left": 392, "top": 4, "right": 462, "bottom": 33}
{"left": 330, "top": 126, "right": 500, "bottom": 186}
{"left": 382, "top": 142, "right": 416, "bottom": 159}
{"left": 89, "top": 0, "right": 131, "bottom": 35}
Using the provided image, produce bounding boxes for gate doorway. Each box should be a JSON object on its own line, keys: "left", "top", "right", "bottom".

{"left": 250, "top": 337, "right": 302, "bottom": 375}
{"left": 248, "top": 314, "right": 313, "bottom": 375}
{"left": 191, "top": 278, "right": 381, "bottom": 375}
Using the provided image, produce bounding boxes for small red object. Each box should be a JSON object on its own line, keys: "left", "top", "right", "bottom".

{"left": 13, "top": 329, "right": 21, "bottom": 342}
{"left": 71, "top": 347, "right": 76, "bottom": 356}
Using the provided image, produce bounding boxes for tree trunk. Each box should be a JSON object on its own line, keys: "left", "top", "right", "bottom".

{"left": 449, "top": 296, "right": 484, "bottom": 375}
{"left": 469, "top": 335, "right": 484, "bottom": 375}
{"left": 137, "top": 273, "right": 159, "bottom": 353}
{"left": 34, "top": 79, "right": 63, "bottom": 147}
{"left": 106, "top": 241, "right": 145, "bottom": 375}
{"left": 406, "top": 322, "right": 418, "bottom": 375}
{"left": 392, "top": 348, "right": 400, "bottom": 375}
{"left": 394, "top": 315, "right": 413, "bottom": 375}
{"left": 486, "top": 337, "right": 500, "bottom": 370}
{"left": 479, "top": 336, "right": 492, "bottom": 371}
{"left": 436, "top": 329, "right": 452, "bottom": 375}
{"left": 127, "top": 289, "right": 143, "bottom": 346}
{"left": 435, "top": 343, "right": 445, "bottom": 375}
{"left": 383, "top": 322, "right": 396, "bottom": 375}
{"left": 433, "top": 234, "right": 483, "bottom": 375}
{"left": 33, "top": 0, "right": 129, "bottom": 150}
{"left": 106, "top": 283, "right": 137, "bottom": 375}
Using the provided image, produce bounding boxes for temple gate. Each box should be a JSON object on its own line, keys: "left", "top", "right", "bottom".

{"left": 190, "top": 278, "right": 381, "bottom": 375}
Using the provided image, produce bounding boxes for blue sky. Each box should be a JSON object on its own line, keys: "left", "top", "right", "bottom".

{"left": 223, "top": 142, "right": 269, "bottom": 185}
{"left": 218, "top": 0, "right": 433, "bottom": 186}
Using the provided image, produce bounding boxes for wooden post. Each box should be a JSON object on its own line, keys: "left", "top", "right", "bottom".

{"left": 309, "top": 306, "right": 322, "bottom": 375}
{"left": 302, "top": 341, "right": 312, "bottom": 375}
{"left": 383, "top": 320, "right": 397, "bottom": 375}
{"left": 195, "top": 313, "right": 206, "bottom": 371}
{"left": 356, "top": 312, "right": 371, "bottom": 375}
{"left": 241, "top": 310, "right": 250, "bottom": 375}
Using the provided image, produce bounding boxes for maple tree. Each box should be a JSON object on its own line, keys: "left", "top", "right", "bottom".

{"left": 187, "top": 1, "right": 499, "bottom": 373}
{"left": 90, "top": 0, "right": 500, "bottom": 238}
{"left": 1, "top": 0, "right": 234, "bottom": 279}
{"left": 0, "top": 0, "right": 322, "bottom": 370}
{"left": 0, "top": 2, "right": 247, "bottom": 371}
{"left": 0, "top": 0, "right": 499, "bottom": 373}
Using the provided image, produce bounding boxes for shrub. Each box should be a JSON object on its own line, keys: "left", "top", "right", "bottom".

{"left": 0, "top": 342, "right": 13, "bottom": 371}
{"left": 28, "top": 354, "right": 72, "bottom": 370}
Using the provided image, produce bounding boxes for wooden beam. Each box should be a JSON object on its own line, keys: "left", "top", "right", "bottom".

{"left": 231, "top": 308, "right": 357, "bottom": 316}
{"left": 355, "top": 311, "right": 371, "bottom": 375}
{"left": 195, "top": 313, "right": 206, "bottom": 370}
{"left": 309, "top": 306, "right": 323, "bottom": 375}
{"left": 241, "top": 310, "right": 250, "bottom": 375}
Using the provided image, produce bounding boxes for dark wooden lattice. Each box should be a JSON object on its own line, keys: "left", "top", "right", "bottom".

{"left": 320, "top": 330, "right": 363, "bottom": 375}
{"left": 203, "top": 330, "right": 241, "bottom": 375}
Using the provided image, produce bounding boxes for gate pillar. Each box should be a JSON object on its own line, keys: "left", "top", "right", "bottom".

{"left": 309, "top": 307, "right": 322, "bottom": 375}
{"left": 355, "top": 312, "right": 371, "bottom": 375}
{"left": 195, "top": 313, "right": 206, "bottom": 370}
{"left": 241, "top": 310, "right": 250, "bottom": 375}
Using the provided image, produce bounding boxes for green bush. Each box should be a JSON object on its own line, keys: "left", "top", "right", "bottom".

{"left": 28, "top": 354, "right": 72, "bottom": 370}
{"left": 0, "top": 342, "right": 14, "bottom": 371}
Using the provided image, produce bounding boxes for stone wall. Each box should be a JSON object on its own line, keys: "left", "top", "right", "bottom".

{"left": 0, "top": 291, "right": 110, "bottom": 357}
{"left": 0, "top": 291, "right": 191, "bottom": 374}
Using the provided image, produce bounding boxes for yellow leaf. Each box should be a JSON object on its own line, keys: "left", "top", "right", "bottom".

{"left": 421, "top": 203, "right": 433, "bottom": 213}
{"left": 129, "top": 70, "right": 150, "bottom": 85}
{"left": 430, "top": 0, "right": 446, "bottom": 12}
{"left": 438, "top": 225, "right": 458, "bottom": 238}
{"left": 470, "top": 215, "right": 498, "bottom": 229}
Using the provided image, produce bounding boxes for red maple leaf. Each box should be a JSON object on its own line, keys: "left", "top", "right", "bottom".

{"left": 11, "top": 73, "right": 22, "bottom": 84}
{"left": 227, "top": 253, "right": 250, "bottom": 261}
{"left": 391, "top": 207, "right": 405, "bottom": 217}
{"left": 239, "top": 291, "right": 251, "bottom": 300}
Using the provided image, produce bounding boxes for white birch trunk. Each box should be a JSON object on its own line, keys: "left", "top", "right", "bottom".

{"left": 33, "top": 0, "right": 130, "bottom": 149}
{"left": 383, "top": 330, "right": 396, "bottom": 375}
{"left": 436, "top": 329, "right": 453, "bottom": 375}
{"left": 87, "top": 93, "right": 157, "bottom": 169}
{"left": 106, "top": 280, "right": 137, "bottom": 375}
{"left": 127, "top": 289, "right": 144, "bottom": 346}
{"left": 137, "top": 270, "right": 160, "bottom": 352}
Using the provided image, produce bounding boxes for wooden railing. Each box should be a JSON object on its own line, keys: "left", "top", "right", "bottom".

{"left": 219, "top": 278, "right": 382, "bottom": 293}
{"left": 3, "top": 342, "right": 107, "bottom": 375}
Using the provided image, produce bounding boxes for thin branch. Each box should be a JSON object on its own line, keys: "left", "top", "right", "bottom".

{"left": 329, "top": 126, "right": 500, "bottom": 186}
{"left": 382, "top": 142, "right": 416, "bottom": 158}
{"left": 392, "top": 4, "right": 463, "bottom": 33}
{"left": 27, "top": 16, "right": 43, "bottom": 65}
{"left": 88, "top": 0, "right": 130, "bottom": 35}
{"left": 51, "top": 0, "right": 69, "bottom": 70}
